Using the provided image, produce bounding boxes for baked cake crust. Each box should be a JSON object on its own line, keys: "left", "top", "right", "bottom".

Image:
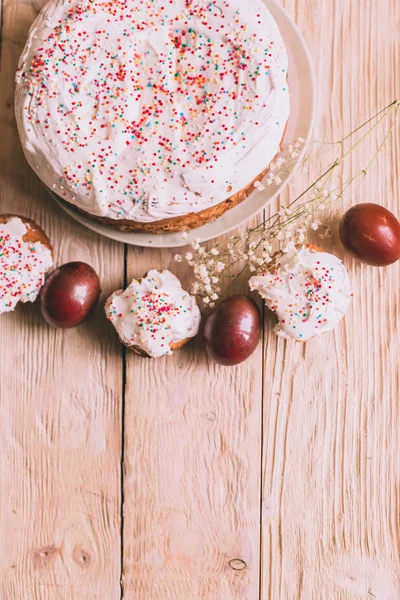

{"left": 61, "top": 163, "right": 272, "bottom": 233}
{"left": 0, "top": 215, "right": 53, "bottom": 256}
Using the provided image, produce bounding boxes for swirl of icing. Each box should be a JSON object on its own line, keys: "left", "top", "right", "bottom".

{"left": 105, "top": 269, "right": 201, "bottom": 357}
{"left": 0, "top": 217, "right": 53, "bottom": 314}
{"left": 15, "top": 0, "right": 289, "bottom": 223}
{"left": 249, "top": 247, "right": 352, "bottom": 341}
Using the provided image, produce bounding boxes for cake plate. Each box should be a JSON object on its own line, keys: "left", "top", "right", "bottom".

{"left": 50, "top": 0, "right": 316, "bottom": 249}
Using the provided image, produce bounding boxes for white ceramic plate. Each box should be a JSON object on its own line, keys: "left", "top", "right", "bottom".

{"left": 50, "top": 0, "right": 316, "bottom": 248}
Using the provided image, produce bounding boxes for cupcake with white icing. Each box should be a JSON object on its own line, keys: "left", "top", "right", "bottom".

{"left": 105, "top": 270, "right": 201, "bottom": 357}
{"left": 249, "top": 245, "right": 352, "bottom": 341}
{"left": 0, "top": 215, "right": 53, "bottom": 315}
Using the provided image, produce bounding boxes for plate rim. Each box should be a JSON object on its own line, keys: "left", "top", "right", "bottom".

{"left": 50, "top": 0, "right": 316, "bottom": 249}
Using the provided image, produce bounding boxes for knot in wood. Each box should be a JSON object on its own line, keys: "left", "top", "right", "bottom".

{"left": 229, "top": 558, "right": 247, "bottom": 571}
{"left": 73, "top": 545, "right": 92, "bottom": 569}
{"left": 33, "top": 546, "right": 58, "bottom": 566}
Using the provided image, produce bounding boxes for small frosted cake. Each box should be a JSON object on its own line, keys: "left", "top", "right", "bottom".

{"left": 249, "top": 245, "right": 352, "bottom": 341}
{"left": 0, "top": 215, "right": 53, "bottom": 314}
{"left": 105, "top": 270, "right": 201, "bottom": 357}
{"left": 15, "top": 0, "right": 289, "bottom": 232}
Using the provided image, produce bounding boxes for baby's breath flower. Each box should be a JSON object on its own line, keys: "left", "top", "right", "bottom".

{"left": 175, "top": 254, "right": 182, "bottom": 262}
{"left": 185, "top": 102, "right": 399, "bottom": 305}
{"left": 254, "top": 180, "right": 265, "bottom": 191}
{"left": 310, "top": 220, "right": 321, "bottom": 231}
{"left": 181, "top": 231, "right": 188, "bottom": 240}
{"left": 282, "top": 242, "right": 296, "bottom": 254}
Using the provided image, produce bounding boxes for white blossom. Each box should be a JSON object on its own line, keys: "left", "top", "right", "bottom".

{"left": 175, "top": 254, "right": 182, "bottom": 262}
{"left": 310, "top": 220, "right": 321, "bottom": 231}
{"left": 192, "top": 239, "right": 201, "bottom": 250}
{"left": 254, "top": 180, "right": 265, "bottom": 191}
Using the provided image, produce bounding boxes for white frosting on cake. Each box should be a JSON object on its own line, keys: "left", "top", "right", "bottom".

{"left": 249, "top": 247, "right": 352, "bottom": 341}
{"left": 15, "top": 0, "right": 289, "bottom": 223}
{"left": 0, "top": 217, "right": 53, "bottom": 314}
{"left": 105, "top": 269, "right": 201, "bottom": 357}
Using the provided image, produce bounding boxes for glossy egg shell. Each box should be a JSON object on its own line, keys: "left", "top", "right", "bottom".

{"left": 203, "top": 295, "right": 261, "bottom": 366}
{"left": 339, "top": 203, "right": 400, "bottom": 266}
{"left": 40, "top": 262, "right": 101, "bottom": 328}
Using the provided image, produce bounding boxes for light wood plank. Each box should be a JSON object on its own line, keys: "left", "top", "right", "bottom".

{"left": 261, "top": 0, "right": 400, "bottom": 598}
{"left": 122, "top": 246, "right": 263, "bottom": 598}
{"left": 0, "top": 1, "right": 124, "bottom": 597}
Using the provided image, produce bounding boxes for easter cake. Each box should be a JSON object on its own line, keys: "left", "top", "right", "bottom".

{"left": 15, "top": 0, "right": 290, "bottom": 232}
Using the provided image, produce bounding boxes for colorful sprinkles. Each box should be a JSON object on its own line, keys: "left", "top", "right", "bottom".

{"left": 105, "top": 270, "right": 200, "bottom": 357}
{"left": 250, "top": 247, "right": 352, "bottom": 341}
{"left": 17, "top": 0, "right": 289, "bottom": 221}
{"left": 0, "top": 218, "right": 53, "bottom": 314}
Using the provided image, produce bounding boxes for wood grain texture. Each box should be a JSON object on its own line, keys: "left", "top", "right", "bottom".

{"left": 261, "top": 0, "right": 400, "bottom": 599}
{"left": 0, "top": 0, "right": 124, "bottom": 597}
{"left": 1, "top": 0, "right": 399, "bottom": 598}
{"left": 122, "top": 247, "right": 263, "bottom": 598}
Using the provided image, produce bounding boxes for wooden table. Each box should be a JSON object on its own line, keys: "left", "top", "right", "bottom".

{"left": 0, "top": 0, "right": 399, "bottom": 598}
